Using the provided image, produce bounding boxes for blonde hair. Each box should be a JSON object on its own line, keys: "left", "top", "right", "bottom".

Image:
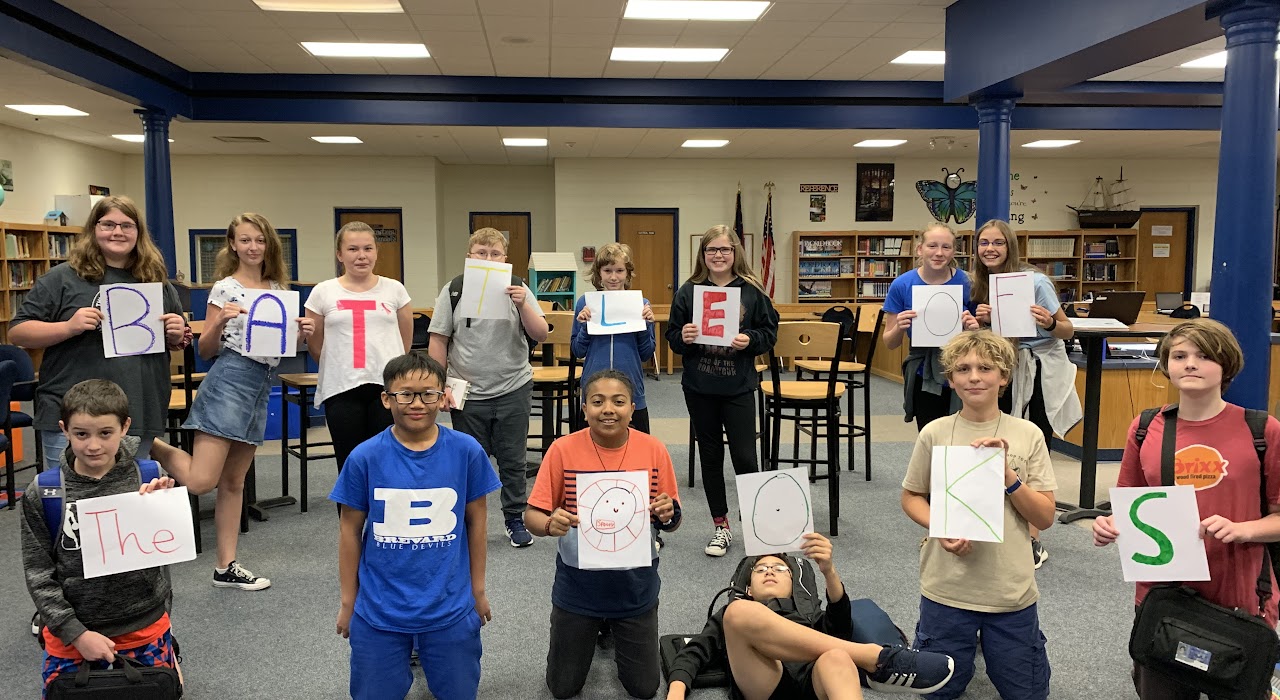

{"left": 335, "top": 221, "right": 374, "bottom": 250}
{"left": 1156, "top": 318, "right": 1244, "bottom": 394}
{"left": 689, "top": 224, "right": 765, "bottom": 292}
{"left": 468, "top": 227, "right": 508, "bottom": 254}
{"left": 914, "top": 222, "right": 959, "bottom": 271}
{"left": 589, "top": 242, "right": 635, "bottom": 290}
{"left": 969, "top": 219, "right": 1051, "bottom": 304}
{"left": 215, "top": 213, "right": 288, "bottom": 284}
{"left": 941, "top": 330, "right": 1017, "bottom": 394}
{"left": 68, "top": 195, "right": 168, "bottom": 283}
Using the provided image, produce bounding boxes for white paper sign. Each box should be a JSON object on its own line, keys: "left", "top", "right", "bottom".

{"left": 910, "top": 285, "right": 964, "bottom": 348}
{"left": 456, "top": 259, "right": 514, "bottom": 320}
{"left": 990, "top": 272, "right": 1037, "bottom": 338}
{"left": 445, "top": 376, "right": 470, "bottom": 411}
{"left": 1152, "top": 225, "right": 1173, "bottom": 237}
{"left": 1153, "top": 243, "right": 1171, "bottom": 259}
{"left": 1190, "top": 292, "right": 1210, "bottom": 314}
{"left": 586, "top": 290, "right": 646, "bottom": 335}
{"left": 1109, "top": 486, "right": 1211, "bottom": 583}
{"left": 737, "top": 468, "right": 814, "bottom": 556}
{"left": 241, "top": 290, "right": 299, "bottom": 358}
{"left": 77, "top": 487, "right": 197, "bottom": 579}
{"left": 100, "top": 283, "right": 165, "bottom": 358}
{"left": 693, "top": 285, "right": 740, "bottom": 347}
{"left": 929, "top": 446, "right": 1005, "bottom": 543}
{"left": 576, "top": 471, "right": 652, "bottom": 570}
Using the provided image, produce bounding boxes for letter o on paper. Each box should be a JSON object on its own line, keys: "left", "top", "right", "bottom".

{"left": 922, "top": 293, "right": 960, "bottom": 336}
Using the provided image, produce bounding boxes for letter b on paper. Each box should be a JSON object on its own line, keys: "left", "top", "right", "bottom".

{"left": 693, "top": 284, "right": 740, "bottom": 347}
{"left": 101, "top": 283, "right": 165, "bottom": 358}
{"left": 1109, "top": 486, "right": 1210, "bottom": 582}
{"left": 929, "top": 446, "right": 1005, "bottom": 543}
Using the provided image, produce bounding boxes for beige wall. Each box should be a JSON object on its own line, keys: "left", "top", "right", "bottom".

{"left": 0, "top": 123, "right": 127, "bottom": 224}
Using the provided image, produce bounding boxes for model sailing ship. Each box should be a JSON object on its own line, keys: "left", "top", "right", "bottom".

{"left": 1068, "top": 168, "right": 1141, "bottom": 228}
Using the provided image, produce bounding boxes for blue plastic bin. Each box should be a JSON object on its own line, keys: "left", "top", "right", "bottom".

{"left": 264, "top": 386, "right": 302, "bottom": 441}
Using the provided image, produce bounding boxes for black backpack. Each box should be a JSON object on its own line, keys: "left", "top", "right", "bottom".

{"left": 446, "top": 273, "right": 538, "bottom": 350}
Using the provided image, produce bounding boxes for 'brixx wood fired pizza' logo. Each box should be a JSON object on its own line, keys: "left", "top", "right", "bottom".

{"left": 1173, "top": 444, "right": 1228, "bottom": 490}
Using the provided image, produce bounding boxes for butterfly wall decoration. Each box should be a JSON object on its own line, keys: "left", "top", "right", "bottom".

{"left": 916, "top": 168, "right": 977, "bottom": 224}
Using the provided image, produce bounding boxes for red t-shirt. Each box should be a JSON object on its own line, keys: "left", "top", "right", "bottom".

{"left": 1119, "top": 404, "right": 1280, "bottom": 623}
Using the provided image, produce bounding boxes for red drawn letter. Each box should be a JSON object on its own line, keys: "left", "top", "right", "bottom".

{"left": 701, "top": 291, "right": 728, "bottom": 338}
{"left": 337, "top": 299, "right": 378, "bottom": 369}
{"left": 152, "top": 529, "right": 177, "bottom": 554}
{"left": 85, "top": 509, "right": 117, "bottom": 565}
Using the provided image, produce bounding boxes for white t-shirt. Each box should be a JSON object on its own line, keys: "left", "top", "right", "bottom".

{"left": 305, "top": 276, "right": 411, "bottom": 406}
{"left": 208, "top": 276, "right": 285, "bottom": 368}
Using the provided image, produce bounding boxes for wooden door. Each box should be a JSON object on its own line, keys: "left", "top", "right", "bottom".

{"left": 1136, "top": 210, "right": 1192, "bottom": 301}
{"left": 337, "top": 210, "right": 403, "bottom": 281}
{"left": 617, "top": 211, "right": 676, "bottom": 305}
{"left": 469, "top": 213, "right": 531, "bottom": 282}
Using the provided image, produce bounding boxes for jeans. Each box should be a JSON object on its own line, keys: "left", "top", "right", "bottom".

{"left": 449, "top": 381, "right": 533, "bottom": 518}
{"left": 912, "top": 597, "right": 1050, "bottom": 700}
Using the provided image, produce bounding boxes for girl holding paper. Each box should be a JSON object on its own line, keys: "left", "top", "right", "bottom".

{"left": 882, "top": 222, "right": 971, "bottom": 432}
{"left": 667, "top": 225, "right": 779, "bottom": 559}
{"left": 163, "top": 213, "right": 313, "bottom": 591}
{"left": 9, "top": 195, "right": 188, "bottom": 471}
{"left": 572, "top": 243, "right": 656, "bottom": 433}
{"left": 966, "top": 219, "right": 1080, "bottom": 568}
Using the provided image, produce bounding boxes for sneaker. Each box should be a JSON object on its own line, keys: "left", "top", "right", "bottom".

{"left": 1032, "top": 538, "right": 1048, "bottom": 569}
{"left": 704, "top": 526, "right": 732, "bottom": 557}
{"left": 867, "top": 645, "right": 955, "bottom": 695}
{"left": 506, "top": 517, "right": 533, "bottom": 548}
{"left": 212, "top": 560, "right": 272, "bottom": 591}
{"left": 656, "top": 534, "right": 665, "bottom": 553}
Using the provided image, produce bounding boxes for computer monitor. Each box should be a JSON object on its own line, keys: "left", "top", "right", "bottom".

{"left": 1155, "top": 292, "right": 1182, "bottom": 314}
{"left": 1088, "top": 291, "right": 1145, "bottom": 325}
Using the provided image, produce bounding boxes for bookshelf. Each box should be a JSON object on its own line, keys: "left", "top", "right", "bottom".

{"left": 0, "top": 221, "right": 80, "bottom": 339}
{"left": 793, "top": 231, "right": 972, "bottom": 303}
{"left": 528, "top": 251, "right": 578, "bottom": 309}
{"left": 1019, "top": 230, "right": 1139, "bottom": 303}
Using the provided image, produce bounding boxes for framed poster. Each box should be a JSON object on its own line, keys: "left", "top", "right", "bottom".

{"left": 691, "top": 233, "right": 754, "bottom": 270}
{"left": 857, "top": 163, "right": 894, "bottom": 222}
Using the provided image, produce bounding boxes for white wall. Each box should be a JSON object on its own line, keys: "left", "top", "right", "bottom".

{"left": 437, "top": 164, "right": 556, "bottom": 285}
{"left": 0, "top": 123, "right": 127, "bottom": 224}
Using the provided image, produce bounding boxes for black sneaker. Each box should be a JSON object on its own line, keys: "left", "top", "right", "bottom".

{"left": 506, "top": 517, "right": 533, "bottom": 548}
{"left": 212, "top": 560, "right": 272, "bottom": 591}
{"left": 867, "top": 645, "right": 955, "bottom": 695}
{"left": 1032, "top": 538, "right": 1048, "bottom": 569}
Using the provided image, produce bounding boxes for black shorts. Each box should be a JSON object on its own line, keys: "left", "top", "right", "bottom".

{"left": 729, "top": 663, "right": 817, "bottom": 700}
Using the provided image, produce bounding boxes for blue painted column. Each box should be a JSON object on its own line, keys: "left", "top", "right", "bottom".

{"left": 137, "top": 109, "right": 177, "bottom": 278}
{"left": 1210, "top": 1, "right": 1280, "bottom": 409}
{"left": 974, "top": 97, "right": 1016, "bottom": 226}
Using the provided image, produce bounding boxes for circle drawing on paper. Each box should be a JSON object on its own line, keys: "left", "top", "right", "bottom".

{"left": 750, "top": 472, "right": 811, "bottom": 547}
{"left": 922, "top": 293, "right": 960, "bottom": 336}
{"left": 579, "top": 479, "right": 648, "bottom": 552}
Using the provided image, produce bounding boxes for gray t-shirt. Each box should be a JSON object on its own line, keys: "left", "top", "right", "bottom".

{"left": 429, "top": 280, "right": 542, "bottom": 400}
{"left": 12, "top": 263, "right": 183, "bottom": 438}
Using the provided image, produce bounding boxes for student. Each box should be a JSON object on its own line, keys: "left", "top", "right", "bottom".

{"left": 10, "top": 195, "right": 188, "bottom": 470}
{"left": 881, "top": 222, "right": 971, "bottom": 432}
{"left": 305, "top": 221, "right": 412, "bottom": 473}
{"left": 666, "top": 536, "right": 957, "bottom": 700}
{"left": 163, "top": 213, "right": 313, "bottom": 591}
{"left": 900, "top": 330, "right": 1057, "bottom": 700}
{"left": 525, "top": 369, "right": 681, "bottom": 700}
{"left": 428, "top": 227, "right": 549, "bottom": 548}
{"left": 667, "top": 224, "right": 778, "bottom": 558}
{"left": 572, "top": 242, "right": 656, "bottom": 433}
{"left": 331, "top": 351, "right": 501, "bottom": 700}
{"left": 966, "top": 219, "right": 1081, "bottom": 569}
{"left": 1092, "top": 318, "right": 1280, "bottom": 700}
{"left": 21, "top": 379, "right": 192, "bottom": 697}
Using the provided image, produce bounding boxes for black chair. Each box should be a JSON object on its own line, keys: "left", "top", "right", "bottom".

{"left": 529, "top": 312, "right": 581, "bottom": 461}
{"left": 0, "top": 344, "right": 40, "bottom": 471}
{"left": 411, "top": 311, "right": 431, "bottom": 350}
{"left": 0, "top": 360, "right": 19, "bottom": 509}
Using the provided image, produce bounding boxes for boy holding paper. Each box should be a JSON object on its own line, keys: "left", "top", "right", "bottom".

{"left": 429, "top": 228, "right": 548, "bottom": 548}
{"left": 21, "top": 379, "right": 190, "bottom": 696}
{"left": 900, "top": 330, "right": 1057, "bottom": 700}
{"left": 525, "top": 369, "right": 680, "bottom": 699}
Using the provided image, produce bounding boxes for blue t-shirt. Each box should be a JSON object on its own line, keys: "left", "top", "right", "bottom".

{"left": 570, "top": 295, "right": 656, "bottom": 410}
{"left": 1022, "top": 272, "right": 1062, "bottom": 349}
{"left": 329, "top": 426, "right": 501, "bottom": 633}
{"left": 882, "top": 268, "right": 971, "bottom": 340}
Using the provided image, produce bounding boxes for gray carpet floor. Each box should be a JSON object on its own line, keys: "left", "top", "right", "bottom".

{"left": 0, "top": 372, "right": 1139, "bottom": 699}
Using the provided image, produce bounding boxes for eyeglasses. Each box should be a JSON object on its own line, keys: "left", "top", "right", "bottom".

{"left": 96, "top": 220, "right": 138, "bottom": 233}
{"left": 704, "top": 246, "right": 734, "bottom": 257}
{"left": 976, "top": 239, "right": 1007, "bottom": 248}
{"left": 469, "top": 250, "right": 506, "bottom": 260}
{"left": 385, "top": 390, "right": 445, "bottom": 405}
{"left": 751, "top": 563, "right": 791, "bottom": 575}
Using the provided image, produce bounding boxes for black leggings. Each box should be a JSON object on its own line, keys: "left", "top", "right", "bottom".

{"left": 999, "top": 359, "right": 1054, "bottom": 447}
{"left": 323, "top": 383, "right": 393, "bottom": 473}
{"left": 911, "top": 381, "right": 955, "bottom": 432}
{"left": 684, "top": 389, "right": 758, "bottom": 519}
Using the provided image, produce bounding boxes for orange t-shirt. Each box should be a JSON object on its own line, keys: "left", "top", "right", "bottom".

{"left": 43, "top": 612, "right": 171, "bottom": 660}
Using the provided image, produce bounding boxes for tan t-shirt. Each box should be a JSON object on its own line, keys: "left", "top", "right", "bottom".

{"left": 902, "top": 413, "right": 1058, "bottom": 613}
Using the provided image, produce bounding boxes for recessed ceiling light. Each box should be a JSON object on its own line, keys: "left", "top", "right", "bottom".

{"left": 5, "top": 105, "right": 88, "bottom": 116}
{"left": 112, "top": 134, "right": 173, "bottom": 143}
{"left": 255, "top": 0, "right": 402, "bottom": 11}
{"left": 503, "top": 138, "right": 548, "bottom": 147}
{"left": 301, "top": 42, "right": 428, "bottom": 58}
{"left": 610, "top": 47, "right": 729, "bottom": 62}
{"left": 624, "top": 1, "right": 770, "bottom": 21}
{"left": 1180, "top": 51, "right": 1227, "bottom": 68}
{"left": 311, "top": 136, "right": 363, "bottom": 144}
{"left": 890, "top": 50, "right": 945, "bottom": 65}
{"left": 682, "top": 139, "right": 729, "bottom": 148}
{"left": 854, "top": 139, "right": 907, "bottom": 148}
{"left": 1022, "top": 139, "right": 1080, "bottom": 148}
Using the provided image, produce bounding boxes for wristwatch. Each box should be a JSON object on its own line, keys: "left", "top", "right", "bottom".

{"left": 1005, "top": 478, "right": 1023, "bottom": 495}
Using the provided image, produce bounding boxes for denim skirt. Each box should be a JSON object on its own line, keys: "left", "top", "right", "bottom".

{"left": 182, "top": 349, "right": 274, "bottom": 445}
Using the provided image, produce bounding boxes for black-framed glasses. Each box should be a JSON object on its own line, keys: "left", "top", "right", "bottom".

{"left": 97, "top": 220, "right": 138, "bottom": 233}
{"left": 751, "top": 564, "right": 791, "bottom": 575}
{"left": 704, "top": 246, "right": 734, "bottom": 257}
{"left": 385, "top": 390, "right": 444, "bottom": 405}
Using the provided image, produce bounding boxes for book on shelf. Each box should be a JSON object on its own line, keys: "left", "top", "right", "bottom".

{"left": 859, "top": 281, "right": 891, "bottom": 297}
{"left": 48, "top": 234, "right": 71, "bottom": 259}
{"left": 856, "top": 259, "right": 901, "bottom": 277}
{"left": 1027, "top": 237, "right": 1075, "bottom": 258}
{"left": 1104, "top": 237, "right": 1120, "bottom": 257}
{"left": 799, "top": 259, "right": 842, "bottom": 277}
{"left": 1032, "top": 261, "right": 1075, "bottom": 279}
{"left": 9, "top": 262, "right": 35, "bottom": 288}
{"left": 839, "top": 258, "right": 855, "bottom": 276}
{"left": 1084, "top": 262, "right": 1119, "bottom": 282}
{"left": 799, "top": 238, "right": 846, "bottom": 256}
{"left": 856, "top": 236, "right": 906, "bottom": 256}
{"left": 798, "top": 280, "right": 833, "bottom": 298}
{"left": 1083, "top": 241, "right": 1108, "bottom": 258}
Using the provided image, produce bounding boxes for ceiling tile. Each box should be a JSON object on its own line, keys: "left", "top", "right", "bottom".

{"left": 317, "top": 57, "right": 388, "bottom": 74}
{"left": 895, "top": 6, "right": 947, "bottom": 23}
{"left": 264, "top": 12, "right": 347, "bottom": 29}
{"left": 348, "top": 29, "right": 427, "bottom": 43}
{"left": 483, "top": 16, "right": 552, "bottom": 40}
{"left": 340, "top": 12, "right": 418, "bottom": 30}
{"left": 399, "top": 0, "right": 480, "bottom": 15}
{"left": 285, "top": 27, "right": 359, "bottom": 42}
{"left": 602, "top": 62, "right": 660, "bottom": 79}
{"left": 408, "top": 14, "right": 485, "bottom": 32}
{"left": 611, "top": 34, "right": 681, "bottom": 47}
{"left": 828, "top": 4, "right": 911, "bottom": 22}
{"left": 420, "top": 30, "right": 487, "bottom": 46}
{"left": 260, "top": 54, "right": 332, "bottom": 73}
{"left": 655, "top": 62, "right": 717, "bottom": 78}
{"left": 477, "top": 0, "right": 551, "bottom": 16}
{"left": 378, "top": 57, "right": 441, "bottom": 74}
{"left": 874, "top": 22, "right": 943, "bottom": 39}
{"left": 552, "top": 32, "right": 615, "bottom": 48}
{"left": 744, "top": 20, "right": 821, "bottom": 36}
{"left": 759, "top": 3, "right": 841, "bottom": 21}
{"left": 617, "top": 19, "right": 689, "bottom": 35}
{"left": 809, "top": 21, "right": 884, "bottom": 38}
{"left": 550, "top": 16, "right": 617, "bottom": 34}
{"left": 550, "top": 48, "right": 609, "bottom": 76}
{"left": 553, "top": 0, "right": 625, "bottom": 18}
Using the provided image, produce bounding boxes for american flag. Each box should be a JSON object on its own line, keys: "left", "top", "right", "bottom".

{"left": 733, "top": 183, "right": 744, "bottom": 243}
{"left": 761, "top": 189, "right": 776, "bottom": 297}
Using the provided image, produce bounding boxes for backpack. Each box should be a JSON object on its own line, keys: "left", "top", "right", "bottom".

{"left": 447, "top": 274, "right": 538, "bottom": 350}
{"left": 1169, "top": 303, "right": 1201, "bottom": 319}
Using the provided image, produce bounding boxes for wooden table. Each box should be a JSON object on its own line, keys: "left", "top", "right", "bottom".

{"left": 278, "top": 372, "right": 334, "bottom": 513}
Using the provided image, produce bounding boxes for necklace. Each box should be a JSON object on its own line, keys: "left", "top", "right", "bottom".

{"left": 950, "top": 411, "right": 1002, "bottom": 445}
{"left": 591, "top": 432, "right": 630, "bottom": 471}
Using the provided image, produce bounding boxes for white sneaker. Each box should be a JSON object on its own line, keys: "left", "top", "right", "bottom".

{"left": 704, "top": 526, "right": 732, "bottom": 557}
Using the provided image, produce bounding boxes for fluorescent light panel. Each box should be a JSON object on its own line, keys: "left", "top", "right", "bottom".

{"left": 503, "top": 138, "right": 548, "bottom": 147}
{"left": 1022, "top": 139, "right": 1080, "bottom": 148}
{"left": 301, "top": 42, "right": 428, "bottom": 58}
{"left": 311, "top": 136, "right": 362, "bottom": 144}
{"left": 255, "top": 0, "right": 402, "bottom": 11}
{"left": 1180, "top": 51, "right": 1226, "bottom": 68}
{"left": 891, "top": 50, "right": 945, "bottom": 65}
{"left": 610, "top": 47, "right": 728, "bottom": 62}
{"left": 624, "top": 1, "right": 769, "bottom": 21}
{"left": 682, "top": 139, "right": 729, "bottom": 148}
{"left": 854, "top": 139, "right": 907, "bottom": 148}
{"left": 112, "top": 134, "right": 173, "bottom": 143}
{"left": 5, "top": 104, "right": 88, "bottom": 116}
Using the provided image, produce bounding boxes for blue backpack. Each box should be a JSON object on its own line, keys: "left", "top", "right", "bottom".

{"left": 36, "top": 459, "right": 162, "bottom": 543}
